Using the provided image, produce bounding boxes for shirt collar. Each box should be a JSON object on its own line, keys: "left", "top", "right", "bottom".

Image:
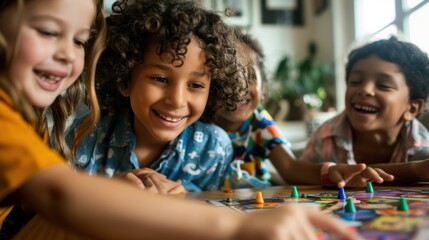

{"left": 319, "top": 111, "right": 352, "bottom": 140}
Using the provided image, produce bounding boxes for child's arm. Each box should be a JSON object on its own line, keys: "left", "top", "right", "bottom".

{"left": 269, "top": 144, "right": 321, "bottom": 184}
{"left": 270, "top": 144, "right": 393, "bottom": 187}
{"left": 11, "top": 165, "right": 358, "bottom": 240}
{"left": 368, "top": 159, "right": 429, "bottom": 184}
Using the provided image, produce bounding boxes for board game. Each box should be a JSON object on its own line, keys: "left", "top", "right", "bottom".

{"left": 207, "top": 187, "right": 429, "bottom": 240}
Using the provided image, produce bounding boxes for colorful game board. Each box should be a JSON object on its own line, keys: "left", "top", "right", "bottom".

{"left": 207, "top": 188, "right": 429, "bottom": 240}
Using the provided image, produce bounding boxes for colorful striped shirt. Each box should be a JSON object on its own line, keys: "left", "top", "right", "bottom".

{"left": 227, "top": 106, "right": 290, "bottom": 188}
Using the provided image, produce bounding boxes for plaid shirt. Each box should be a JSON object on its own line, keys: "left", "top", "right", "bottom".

{"left": 300, "top": 111, "right": 429, "bottom": 164}
{"left": 66, "top": 111, "right": 233, "bottom": 192}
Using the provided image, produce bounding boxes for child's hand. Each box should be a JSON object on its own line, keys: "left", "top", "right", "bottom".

{"left": 235, "top": 204, "right": 361, "bottom": 240}
{"left": 329, "top": 164, "right": 394, "bottom": 188}
{"left": 114, "top": 168, "right": 187, "bottom": 194}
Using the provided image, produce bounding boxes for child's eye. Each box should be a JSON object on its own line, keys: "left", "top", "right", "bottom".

{"left": 348, "top": 79, "right": 361, "bottom": 86}
{"left": 74, "top": 39, "right": 87, "bottom": 48}
{"left": 376, "top": 83, "right": 393, "bottom": 90}
{"left": 37, "top": 28, "right": 57, "bottom": 38}
{"left": 188, "top": 82, "right": 205, "bottom": 89}
{"left": 151, "top": 76, "right": 168, "bottom": 83}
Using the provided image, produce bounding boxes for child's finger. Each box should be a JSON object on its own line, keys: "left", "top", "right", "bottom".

{"left": 329, "top": 170, "right": 348, "bottom": 187}
{"left": 331, "top": 164, "right": 366, "bottom": 187}
{"left": 134, "top": 168, "right": 167, "bottom": 179}
{"left": 360, "top": 168, "right": 384, "bottom": 183}
{"left": 341, "top": 163, "right": 366, "bottom": 179}
{"left": 336, "top": 180, "right": 346, "bottom": 188}
{"left": 167, "top": 183, "right": 187, "bottom": 194}
{"left": 146, "top": 174, "right": 167, "bottom": 194}
{"left": 121, "top": 172, "right": 146, "bottom": 189}
{"left": 374, "top": 168, "right": 395, "bottom": 181}
{"left": 308, "top": 209, "right": 361, "bottom": 240}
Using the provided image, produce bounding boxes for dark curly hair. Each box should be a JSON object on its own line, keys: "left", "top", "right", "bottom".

{"left": 97, "top": 0, "right": 247, "bottom": 122}
{"left": 345, "top": 37, "right": 429, "bottom": 101}
{"left": 233, "top": 27, "right": 270, "bottom": 100}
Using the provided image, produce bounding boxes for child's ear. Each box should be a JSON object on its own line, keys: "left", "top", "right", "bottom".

{"left": 404, "top": 99, "right": 425, "bottom": 121}
{"left": 120, "top": 88, "right": 130, "bottom": 97}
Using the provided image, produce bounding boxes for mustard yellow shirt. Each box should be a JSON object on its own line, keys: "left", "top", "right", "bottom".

{"left": 0, "top": 89, "right": 65, "bottom": 227}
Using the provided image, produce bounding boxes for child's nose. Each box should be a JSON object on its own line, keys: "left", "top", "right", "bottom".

{"left": 357, "top": 81, "right": 375, "bottom": 96}
{"left": 55, "top": 39, "right": 76, "bottom": 63}
{"left": 165, "top": 85, "right": 187, "bottom": 108}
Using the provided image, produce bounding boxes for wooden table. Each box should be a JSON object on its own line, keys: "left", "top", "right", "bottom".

{"left": 186, "top": 183, "right": 429, "bottom": 202}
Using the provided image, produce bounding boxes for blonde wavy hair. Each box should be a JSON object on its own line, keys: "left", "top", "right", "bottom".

{"left": 0, "top": 0, "right": 106, "bottom": 161}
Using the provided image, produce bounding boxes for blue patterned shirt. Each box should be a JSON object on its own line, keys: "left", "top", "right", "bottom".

{"left": 66, "top": 112, "right": 234, "bottom": 192}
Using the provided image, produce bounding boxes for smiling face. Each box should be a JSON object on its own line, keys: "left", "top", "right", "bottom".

{"left": 121, "top": 37, "right": 210, "bottom": 144}
{"left": 214, "top": 44, "right": 262, "bottom": 132}
{"left": 0, "top": 0, "right": 94, "bottom": 108}
{"left": 345, "top": 54, "right": 419, "bottom": 133}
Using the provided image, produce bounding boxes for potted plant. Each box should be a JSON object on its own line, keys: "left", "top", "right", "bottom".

{"left": 270, "top": 41, "right": 330, "bottom": 121}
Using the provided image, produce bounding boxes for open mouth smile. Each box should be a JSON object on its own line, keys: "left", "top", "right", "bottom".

{"left": 156, "top": 111, "right": 186, "bottom": 123}
{"left": 353, "top": 104, "right": 379, "bottom": 114}
{"left": 34, "top": 70, "right": 64, "bottom": 83}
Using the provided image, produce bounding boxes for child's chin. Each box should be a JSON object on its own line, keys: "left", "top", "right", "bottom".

{"left": 230, "top": 111, "right": 252, "bottom": 121}
{"left": 235, "top": 102, "right": 251, "bottom": 112}
{"left": 31, "top": 98, "right": 56, "bottom": 108}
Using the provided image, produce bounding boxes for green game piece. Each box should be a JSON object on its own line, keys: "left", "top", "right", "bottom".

{"left": 345, "top": 197, "right": 356, "bottom": 213}
{"left": 366, "top": 182, "right": 374, "bottom": 193}
{"left": 397, "top": 196, "right": 409, "bottom": 212}
{"left": 291, "top": 186, "right": 299, "bottom": 198}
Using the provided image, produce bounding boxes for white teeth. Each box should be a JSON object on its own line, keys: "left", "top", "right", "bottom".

{"left": 354, "top": 104, "right": 378, "bottom": 113}
{"left": 158, "top": 113, "right": 183, "bottom": 122}
{"left": 35, "top": 70, "right": 62, "bottom": 83}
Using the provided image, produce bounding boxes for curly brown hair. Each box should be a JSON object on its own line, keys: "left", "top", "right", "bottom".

{"left": 97, "top": 0, "right": 247, "bottom": 122}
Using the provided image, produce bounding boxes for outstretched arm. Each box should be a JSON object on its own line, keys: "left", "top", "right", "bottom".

{"left": 368, "top": 159, "right": 429, "bottom": 184}
{"left": 269, "top": 144, "right": 393, "bottom": 187}
{"left": 269, "top": 144, "right": 321, "bottom": 185}
{"left": 9, "top": 165, "right": 359, "bottom": 240}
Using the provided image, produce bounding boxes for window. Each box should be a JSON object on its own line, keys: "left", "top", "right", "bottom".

{"left": 354, "top": 0, "right": 429, "bottom": 54}
{"left": 408, "top": 2, "right": 429, "bottom": 53}
{"left": 355, "top": 0, "right": 395, "bottom": 40}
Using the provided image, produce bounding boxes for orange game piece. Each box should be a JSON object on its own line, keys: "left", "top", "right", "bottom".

{"left": 223, "top": 177, "right": 231, "bottom": 189}
{"left": 256, "top": 191, "right": 264, "bottom": 204}
{"left": 224, "top": 189, "right": 234, "bottom": 193}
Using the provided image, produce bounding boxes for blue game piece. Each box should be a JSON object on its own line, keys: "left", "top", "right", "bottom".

{"left": 377, "top": 234, "right": 388, "bottom": 240}
{"left": 337, "top": 187, "right": 347, "bottom": 200}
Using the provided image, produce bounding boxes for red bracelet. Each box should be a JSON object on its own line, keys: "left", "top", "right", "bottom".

{"left": 321, "top": 162, "right": 336, "bottom": 186}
